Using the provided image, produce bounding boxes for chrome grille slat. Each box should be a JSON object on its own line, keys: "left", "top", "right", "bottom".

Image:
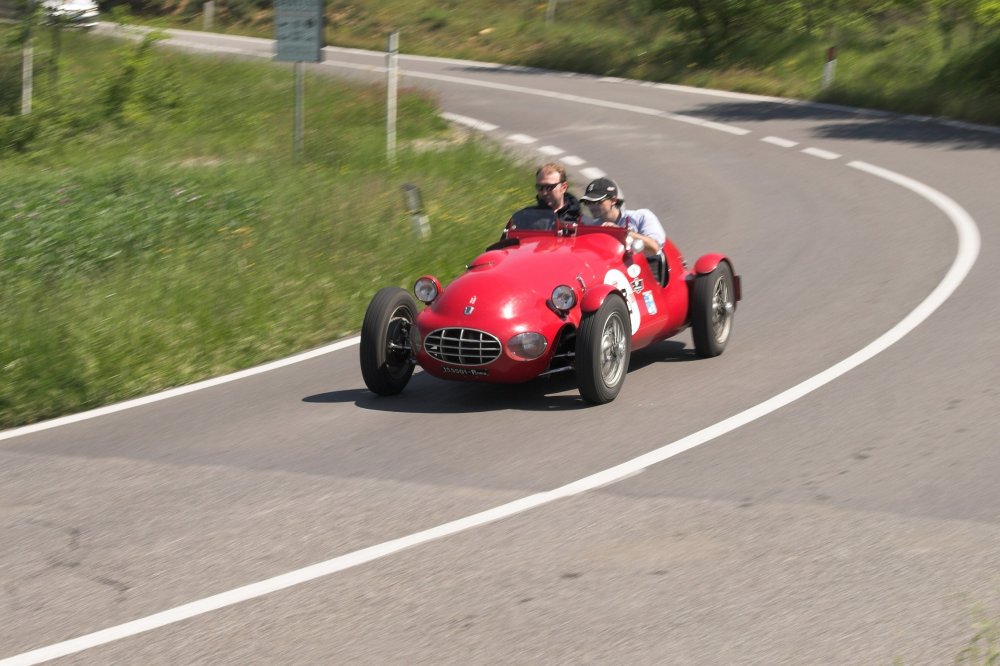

{"left": 425, "top": 328, "right": 502, "bottom": 365}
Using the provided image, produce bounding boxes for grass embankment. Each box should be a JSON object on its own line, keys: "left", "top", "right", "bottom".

{"left": 153, "top": 0, "right": 1000, "bottom": 127}
{"left": 1, "top": 30, "right": 526, "bottom": 428}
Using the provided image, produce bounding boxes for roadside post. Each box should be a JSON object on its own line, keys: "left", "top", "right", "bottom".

{"left": 402, "top": 183, "right": 430, "bottom": 238}
{"left": 822, "top": 45, "right": 837, "bottom": 89}
{"left": 203, "top": 1, "right": 214, "bottom": 30}
{"left": 21, "top": 30, "right": 32, "bottom": 115}
{"left": 386, "top": 30, "right": 399, "bottom": 164}
{"left": 274, "top": 0, "right": 324, "bottom": 160}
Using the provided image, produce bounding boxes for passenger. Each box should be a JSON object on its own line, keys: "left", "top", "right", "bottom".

{"left": 580, "top": 177, "right": 665, "bottom": 255}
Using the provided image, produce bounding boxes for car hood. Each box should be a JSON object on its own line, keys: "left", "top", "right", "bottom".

{"left": 426, "top": 233, "right": 623, "bottom": 325}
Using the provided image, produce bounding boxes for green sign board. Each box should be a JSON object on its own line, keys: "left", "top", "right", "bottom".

{"left": 274, "top": 0, "right": 323, "bottom": 63}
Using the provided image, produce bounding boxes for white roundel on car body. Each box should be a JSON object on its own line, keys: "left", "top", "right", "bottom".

{"left": 603, "top": 269, "right": 641, "bottom": 333}
{"left": 627, "top": 264, "right": 641, "bottom": 278}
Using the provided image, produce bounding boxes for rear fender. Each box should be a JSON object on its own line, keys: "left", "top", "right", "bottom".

{"left": 692, "top": 254, "right": 741, "bottom": 303}
{"left": 580, "top": 284, "right": 619, "bottom": 314}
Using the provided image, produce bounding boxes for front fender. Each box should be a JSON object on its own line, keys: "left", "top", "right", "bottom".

{"left": 693, "top": 253, "right": 729, "bottom": 275}
{"left": 692, "top": 254, "right": 741, "bottom": 303}
{"left": 580, "top": 284, "right": 618, "bottom": 313}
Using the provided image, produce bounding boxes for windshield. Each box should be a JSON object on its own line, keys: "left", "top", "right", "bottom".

{"left": 507, "top": 207, "right": 558, "bottom": 232}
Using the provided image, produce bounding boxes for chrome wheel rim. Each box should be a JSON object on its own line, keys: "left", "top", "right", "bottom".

{"left": 711, "top": 275, "right": 733, "bottom": 343}
{"left": 600, "top": 312, "right": 628, "bottom": 387}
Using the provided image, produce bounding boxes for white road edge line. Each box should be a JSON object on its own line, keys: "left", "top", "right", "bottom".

{"left": 1, "top": 161, "right": 980, "bottom": 666}
{"left": 0, "top": 338, "right": 361, "bottom": 443}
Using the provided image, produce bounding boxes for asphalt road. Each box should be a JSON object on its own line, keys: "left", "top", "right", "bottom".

{"left": 2, "top": 27, "right": 1000, "bottom": 665}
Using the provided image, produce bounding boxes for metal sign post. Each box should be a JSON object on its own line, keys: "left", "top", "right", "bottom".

{"left": 294, "top": 61, "right": 304, "bottom": 157}
{"left": 386, "top": 30, "right": 399, "bottom": 164}
{"left": 274, "top": 0, "right": 324, "bottom": 159}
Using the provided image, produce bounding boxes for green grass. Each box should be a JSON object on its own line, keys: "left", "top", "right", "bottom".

{"left": 1, "top": 29, "right": 527, "bottom": 428}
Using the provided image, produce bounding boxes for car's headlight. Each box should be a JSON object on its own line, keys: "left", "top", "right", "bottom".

{"left": 413, "top": 276, "right": 440, "bottom": 304}
{"left": 550, "top": 284, "right": 577, "bottom": 312}
{"left": 507, "top": 332, "right": 547, "bottom": 360}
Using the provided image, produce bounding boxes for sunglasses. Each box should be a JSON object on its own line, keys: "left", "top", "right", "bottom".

{"left": 535, "top": 182, "right": 564, "bottom": 192}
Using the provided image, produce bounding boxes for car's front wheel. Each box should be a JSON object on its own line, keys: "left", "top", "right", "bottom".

{"left": 575, "top": 295, "right": 631, "bottom": 405}
{"left": 691, "top": 262, "right": 736, "bottom": 358}
{"left": 360, "top": 287, "right": 417, "bottom": 395}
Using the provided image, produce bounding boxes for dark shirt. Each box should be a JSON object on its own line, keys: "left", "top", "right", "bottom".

{"left": 527, "top": 191, "right": 583, "bottom": 223}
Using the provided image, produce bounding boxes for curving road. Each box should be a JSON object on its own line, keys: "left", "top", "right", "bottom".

{"left": 2, "top": 28, "right": 1000, "bottom": 665}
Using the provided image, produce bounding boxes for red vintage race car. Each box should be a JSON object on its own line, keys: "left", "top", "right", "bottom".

{"left": 360, "top": 207, "right": 741, "bottom": 404}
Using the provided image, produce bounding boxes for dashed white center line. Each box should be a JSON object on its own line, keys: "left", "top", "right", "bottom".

{"left": 538, "top": 145, "right": 564, "bottom": 155}
{"left": 762, "top": 136, "right": 799, "bottom": 148}
{"left": 802, "top": 147, "right": 842, "bottom": 160}
{"left": 580, "top": 166, "right": 606, "bottom": 180}
{"left": 508, "top": 133, "right": 536, "bottom": 144}
{"left": 560, "top": 155, "right": 585, "bottom": 166}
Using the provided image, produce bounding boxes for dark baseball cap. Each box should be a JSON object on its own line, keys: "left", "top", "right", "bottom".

{"left": 580, "top": 177, "right": 621, "bottom": 202}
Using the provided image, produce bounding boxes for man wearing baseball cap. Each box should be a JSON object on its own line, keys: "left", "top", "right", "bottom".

{"left": 580, "top": 177, "right": 666, "bottom": 255}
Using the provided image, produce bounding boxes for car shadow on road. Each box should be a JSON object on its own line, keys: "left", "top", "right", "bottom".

{"left": 303, "top": 340, "right": 694, "bottom": 413}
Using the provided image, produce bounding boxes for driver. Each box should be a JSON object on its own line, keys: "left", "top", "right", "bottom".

{"left": 580, "top": 177, "right": 665, "bottom": 255}
{"left": 526, "top": 162, "right": 583, "bottom": 223}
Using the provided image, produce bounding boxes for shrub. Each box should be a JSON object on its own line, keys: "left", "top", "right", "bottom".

{"left": 97, "top": 32, "right": 185, "bottom": 122}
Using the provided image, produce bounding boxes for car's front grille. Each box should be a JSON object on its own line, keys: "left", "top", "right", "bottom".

{"left": 424, "top": 328, "right": 502, "bottom": 365}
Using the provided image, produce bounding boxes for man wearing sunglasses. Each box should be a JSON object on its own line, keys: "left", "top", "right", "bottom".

{"left": 528, "top": 162, "right": 582, "bottom": 223}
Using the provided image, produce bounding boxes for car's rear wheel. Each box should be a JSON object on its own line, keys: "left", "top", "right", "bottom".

{"left": 691, "top": 262, "right": 735, "bottom": 358}
{"left": 576, "top": 295, "right": 631, "bottom": 405}
{"left": 360, "top": 287, "right": 417, "bottom": 395}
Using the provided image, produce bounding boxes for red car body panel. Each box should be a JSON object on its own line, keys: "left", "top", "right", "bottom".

{"left": 410, "top": 213, "right": 732, "bottom": 385}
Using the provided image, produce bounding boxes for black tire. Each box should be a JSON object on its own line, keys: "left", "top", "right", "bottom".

{"left": 360, "top": 287, "right": 417, "bottom": 395}
{"left": 575, "top": 295, "right": 631, "bottom": 405}
{"left": 691, "top": 262, "right": 736, "bottom": 358}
